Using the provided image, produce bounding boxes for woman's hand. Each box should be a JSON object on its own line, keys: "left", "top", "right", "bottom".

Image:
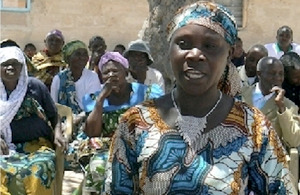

{"left": 97, "top": 73, "right": 117, "bottom": 101}
{"left": 0, "top": 137, "right": 9, "bottom": 155}
{"left": 73, "top": 111, "right": 86, "bottom": 126}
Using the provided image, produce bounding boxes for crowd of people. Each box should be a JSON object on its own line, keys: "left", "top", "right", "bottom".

{"left": 1, "top": 1, "right": 300, "bottom": 195}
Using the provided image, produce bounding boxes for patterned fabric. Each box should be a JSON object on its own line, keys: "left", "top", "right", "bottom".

{"left": 14, "top": 96, "right": 47, "bottom": 122}
{"left": 58, "top": 68, "right": 82, "bottom": 114}
{"left": 65, "top": 131, "right": 88, "bottom": 170}
{"left": 0, "top": 90, "right": 55, "bottom": 195}
{"left": 0, "top": 139, "right": 55, "bottom": 195}
{"left": 101, "top": 108, "right": 128, "bottom": 137}
{"left": 25, "top": 55, "right": 37, "bottom": 76}
{"left": 103, "top": 99, "right": 297, "bottom": 194}
{"left": 62, "top": 40, "right": 86, "bottom": 62}
{"left": 80, "top": 82, "right": 164, "bottom": 193}
{"left": 57, "top": 68, "right": 88, "bottom": 170}
{"left": 32, "top": 50, "right": 67, "bottom": 86}
{"left": 167, "top": 1, "right": 237, "bottom": 45}
{"left": 98, "top": 51, "right": 129, "bottom": 71}
{"left": 0, "top": 46, "right": 28, "bottom": 151}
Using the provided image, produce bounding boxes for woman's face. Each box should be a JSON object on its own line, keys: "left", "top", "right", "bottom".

{"left": 169, "top": 24, "right": 232, "bottom": 95}
{"left": 68, "top": 48, "right": 89, "bottom": 70}
{"left": 1, "top": 58, "right": 23, "bottom": 84}
{"left": 101, "top": 61, "right": 127, "bottom": 93}
{"left": 45, "top": 34, "right": 64, "bottom": 55}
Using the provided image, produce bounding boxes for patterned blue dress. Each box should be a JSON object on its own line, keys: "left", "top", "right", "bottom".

{"left": 103, "top": 99, "right": 297, "bottom": 195}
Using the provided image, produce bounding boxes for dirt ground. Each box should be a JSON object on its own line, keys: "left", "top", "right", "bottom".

{"left": 62, "top": 171, "right": 84, "bottom": 195}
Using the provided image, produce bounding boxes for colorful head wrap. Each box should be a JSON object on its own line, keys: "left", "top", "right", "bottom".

{"left": 62, "top": 40, "right": 87, "bottom": 62}
{"left": 0, "top": 46, "right": 28, "bottom": 150}
{"left": 167, "top": 1, "right": 237, "bottom": 45}
{"left": 98, "top": 51, "right": 129, "bottom": 71}
{"left": 46, "top": 29, "right": 64, "bottom": 41}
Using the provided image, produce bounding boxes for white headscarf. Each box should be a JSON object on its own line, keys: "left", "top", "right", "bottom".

{"left": 0, "top": 46, "right": 28, "bottom": 150}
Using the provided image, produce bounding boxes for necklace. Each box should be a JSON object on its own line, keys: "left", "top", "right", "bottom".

{"left": 171, "top": 89, "right": 222, "bottom": 145}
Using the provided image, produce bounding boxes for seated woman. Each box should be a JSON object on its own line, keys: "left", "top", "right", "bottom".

{"left": 32, "top": 29, "right": 67, "bottom": 89}
{"left": 50, "top": 40, "right": 102, "bottom": 170}
{"left": 0, "top": 47, "right": 66, "bottom": 195}
{"left": 80, "top": 51, "right": 164, "bottom": 193}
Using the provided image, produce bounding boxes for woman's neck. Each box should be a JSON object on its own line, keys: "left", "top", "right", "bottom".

{"left": 3, "top": 81, "right": 18, "bottom": 92}
{"left": 71, "top": 67, "right": 84, "bottom": 82}
{"left": 174, "top": 87, "right": 220, "bottom": 117}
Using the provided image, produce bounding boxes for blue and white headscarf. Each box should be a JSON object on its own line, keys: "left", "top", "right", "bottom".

{"left": 167, "top": 1, "right": 237, "bottom": 45}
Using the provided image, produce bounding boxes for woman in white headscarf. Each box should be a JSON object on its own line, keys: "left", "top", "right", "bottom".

{"left": 0, "top": 46, "right": 66, "bottom": 195}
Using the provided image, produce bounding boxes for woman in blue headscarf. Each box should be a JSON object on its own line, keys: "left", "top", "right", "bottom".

{"left": 103, "top": 1, "right": 297, "bottom": 194}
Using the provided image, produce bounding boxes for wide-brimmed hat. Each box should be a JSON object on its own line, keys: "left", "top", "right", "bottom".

{"left": 123, "top": 39, "right": 153, "bottom": 65}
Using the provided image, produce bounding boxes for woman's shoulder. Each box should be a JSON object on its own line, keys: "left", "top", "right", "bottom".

{"left": 27, "top": 77, "right": 54, "bottom": 106}
{"left": 131, "top": 82, "right": 164, "bottom": 99}
{"left": 120, "top": 94, "right": 170, "bottom": 128}
{"left": 231, "top": 98, "right": 264, "bottom": 119}
{"left": 121, "top": 99, "right": 158, "bottom": 121}
{"left": 82, "top": 68, "right": 97, "bottom": 75}
{"left": 27, "top": 77, "right": 48, "bottom": 90}
{"left": 82, "top": 68, "right": 100, "bottom": 80}
{"left": 229, "top": 98, "right": 273, "bottom": 133}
